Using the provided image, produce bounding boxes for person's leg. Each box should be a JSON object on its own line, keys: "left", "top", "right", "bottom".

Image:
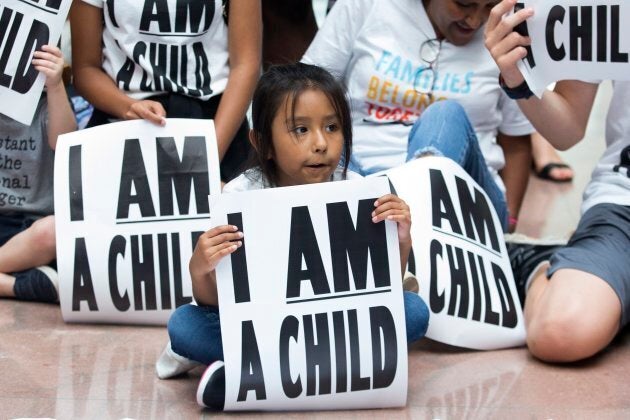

{"left": 403, "top": 291, "right": 429, "bottom": 343}
{"left": 516, "top": 203, "right": 630, "bottom": 362}
{"left": 524, "top": 268, "right": 620, "bottom": 362}
{"left": 498, "top": 133, "right": 532, "bottom": 232}
{"left": 407, "top": 100, "right": 508, "bottom": 230}
{"left": 0, "top": 215, "right": 58, "bottom": 302}
{"left": 168, "top": 304, "right": 224, "bottom": 365}
{"left": 531, "top": 132, "right": 573, "bottom": 182}
{"left": 0, "top": 215, "right": 56, "bottom": 273}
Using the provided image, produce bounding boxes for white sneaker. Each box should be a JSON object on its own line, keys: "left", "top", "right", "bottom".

{"left": 196, "top": 360, "right": 225, "bottom": 409}
{"left": 155, "top": 341, "right": 201, "bottom": 379}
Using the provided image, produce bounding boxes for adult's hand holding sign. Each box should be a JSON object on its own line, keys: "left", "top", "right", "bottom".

{"left": 486, "top": 0, "right": 630, "bottom": 96}
{"left": 212, "top": 177, "right": 408, "bottom": 411}
{"left": 0, "top": 0, "right": 71, "bottom": 124}
{"left": 54, "top": 119, "right": 221, "bottom": 325}
{"left": 384, "top": 157, "right": 525, "bottom": 350}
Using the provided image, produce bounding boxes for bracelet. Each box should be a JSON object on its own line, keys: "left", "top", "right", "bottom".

{"left": 499, "top": 74, "right": 534, "bottom": 100}
{"left": 508, "top": 215, "right": 518, "bottom": 227}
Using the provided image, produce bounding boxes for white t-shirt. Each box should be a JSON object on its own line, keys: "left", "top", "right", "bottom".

{"left": 302, "top": 0, "right": 533, "bottom": 187}
{"left": 82, "top": 0, "right": 229, "bottom": 101}
{"left": 224, "top": 167, "right": 361, "bottom": 193}
{"left": 582, "top": 81, "right": 630, "bottom": 213}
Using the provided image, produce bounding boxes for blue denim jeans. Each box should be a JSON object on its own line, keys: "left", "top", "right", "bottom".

{"left": 407, "top": 100, "right": 509, "bottom": 231}
{"left": 168, "top": 291, "right": 429, "bottom": 364}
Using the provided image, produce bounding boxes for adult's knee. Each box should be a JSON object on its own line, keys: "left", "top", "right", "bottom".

{"left": 30, "top": 216, "right": 56, "bottom": 255}
{"left": 411, "top": 100, "right": 464, "bottom": 133}
{"left": 527, "top": 310, "right": 602, "bottom": 363}
{"left": 423, "top": 99, "right": 465, "bottom": 119}
{"left": 408, "top": 99, "right": 474, "bottom": 159}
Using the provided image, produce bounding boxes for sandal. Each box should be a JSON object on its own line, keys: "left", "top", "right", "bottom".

{"left": 534, "top": 163, "right": 573, "bottom": 183}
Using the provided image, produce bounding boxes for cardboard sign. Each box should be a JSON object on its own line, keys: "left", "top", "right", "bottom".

{"left": 0, "top": 0, "right": 71, "bottom": 125}
{"left": 514, "top": 0, "right": 630, "bottom": 96}
{"left": 212, "top": 177, "right": 408, "bottom": 411}
{"left": 54, "top": 119, "right": 221, "bottom": 325}
{"left": 383, "top": 157, "right": 525, "bottom": 350}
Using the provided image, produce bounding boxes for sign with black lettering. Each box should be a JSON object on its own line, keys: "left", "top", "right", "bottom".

{"left": 514, "top": 0, "right": 630, "bottom": 96}
{"left": 383, "top": 158, "right": 525, "bottom": 349}
{"left": 212, "top": 177, "right": 407, "bottom": 411}
{"left": 0, "top": 0, "right": 71, "bottom": 124}
{"left": 54, "top": 119, "right": 221, "bottom": 325}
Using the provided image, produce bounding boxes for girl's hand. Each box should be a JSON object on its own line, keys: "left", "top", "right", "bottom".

{"left": 189, "top": 225, "right": 243, "bottom": 280}
{"left": 372, "top": 194, "right": 412, "bottom": 245}
{"left": 124, "top": 100, "right": 166, "bottom": 126}
{"left": 32, "top": 45, "right": 64, "bottom": 89}
{"left": 484, "top": 0, "right": 534, "bottom": 88}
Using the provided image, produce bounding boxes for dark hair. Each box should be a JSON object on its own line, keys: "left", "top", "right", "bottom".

{"left": 249, "top": 62, "right": 353, "bottom": 187}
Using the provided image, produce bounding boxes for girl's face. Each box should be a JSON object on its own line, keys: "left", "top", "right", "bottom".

{"left": 425, "top": 0, "right": 498, "bottom": 46}
{"left": 270, "top": 88, "right": 344, "bottom": 187}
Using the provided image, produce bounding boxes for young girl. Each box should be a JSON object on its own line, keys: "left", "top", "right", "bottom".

{"left": 156, "top": 63, "right": 429, "bottom": 409}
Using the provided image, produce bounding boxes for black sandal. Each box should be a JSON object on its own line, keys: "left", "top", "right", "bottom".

{"left": 535, "top": 163, "right": 574, "bottom": 183}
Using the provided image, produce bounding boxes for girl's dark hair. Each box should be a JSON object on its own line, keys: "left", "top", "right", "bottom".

{"left": 249, "top": 62, "right": 352, "bottom": 187}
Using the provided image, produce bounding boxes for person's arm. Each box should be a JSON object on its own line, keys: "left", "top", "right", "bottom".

{"left": 497, "top": 133, "right": 531, "bottom": 232}
{"left": 213, "top": 0, "right": 262, "bottom": 160}
{"left": 32, "top": 45, "right": 76, "bottom": 149}
{"left": 372, "top": 194, "right": 412, "bottom": 277}
{"left": 484, "top": 0, "right": 598, "bottom": 149}
{"left": 189, "top": 225, "right": 244, "bottom": 306}
{"left": 516, "top": 82, "right": 598, "bottom": 150}
{"left": 70, "top": 2, "right": 166, "bottom": 125}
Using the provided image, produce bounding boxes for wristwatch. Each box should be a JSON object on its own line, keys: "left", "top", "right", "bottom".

{"left": 499, "top": 74, "right": 534, "bottom": 100}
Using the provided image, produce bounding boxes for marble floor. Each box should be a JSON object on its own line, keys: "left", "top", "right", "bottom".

{"left": 2, "top": 83, "right": 629, "bottom": 419}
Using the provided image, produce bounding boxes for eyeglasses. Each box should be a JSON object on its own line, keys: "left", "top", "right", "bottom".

{"left": 413, "top": 38, "right": 441, "bottom": 99}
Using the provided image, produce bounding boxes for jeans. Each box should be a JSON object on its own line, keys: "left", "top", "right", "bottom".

{"left": 407, "top": 100, "right": 509, "bottom": 231}
{"left": 168, "top": 291, "right": 430, "bottom": 364}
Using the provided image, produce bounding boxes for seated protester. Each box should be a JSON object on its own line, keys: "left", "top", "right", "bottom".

{"left": 70, "top": 0, "right": 261, "bottom": 182}
{"left": 155, "top": 63, "right": 430, "bottom": 410}
{"left": 302, "top": 0, "right": 536, "bottom": 232}
{"left": 0, "top": 45, "right": 77, "bottom": 302}
{"left": 486, "top": 0, "right": 630, "bottom": 362}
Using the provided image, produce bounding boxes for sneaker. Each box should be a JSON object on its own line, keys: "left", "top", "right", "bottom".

{"left": 155, "top": 341, "right": 201, "bottom": 379}
{"left": 196, "top": 360, "right": 225, "bottom": 410}
{"left": 12, "top": 266, "right": 59, "bottom": 303}
{"left": 506, "top": 237, "right": 566, "bottom": 305}
{"left": 403, "top": 271, "right": 420, "bottom": 293}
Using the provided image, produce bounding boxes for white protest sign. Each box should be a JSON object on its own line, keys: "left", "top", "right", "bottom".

{"left": 212, "top": 177, "right": 408, "bottom": 411}
{"left": 513, "top": 0, "right": 630, "bottom": 96}
{"left": 54, "top": 119, "right": 221, "bottom": 325}
{"left": 384, "top": 157, "right": 525, "bottom": 350}
{"left": 0, "top": 0, "right": 71, "bottom": 125}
